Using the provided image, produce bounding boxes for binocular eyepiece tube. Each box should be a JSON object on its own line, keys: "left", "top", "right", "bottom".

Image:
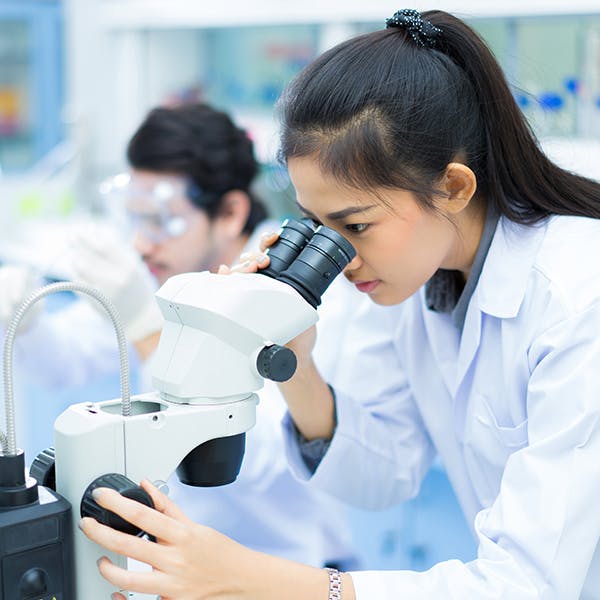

{"left": 260, "top": 218, "right": 356, "bottom": 308}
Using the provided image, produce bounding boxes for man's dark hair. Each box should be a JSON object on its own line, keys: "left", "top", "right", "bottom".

{"left": 127, "top": 103, "right": 267, "bottom": 234}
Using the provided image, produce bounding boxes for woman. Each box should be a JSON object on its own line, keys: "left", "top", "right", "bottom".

{"left": 81, "top": 9, "right": 600, "bottom": 599}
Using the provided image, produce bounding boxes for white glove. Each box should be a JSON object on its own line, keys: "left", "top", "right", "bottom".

{"left": 0, "top": 265, "right": 45, "bottom": 332}
{"left": 69, "top": 225, "right": 163, "bottom": 343}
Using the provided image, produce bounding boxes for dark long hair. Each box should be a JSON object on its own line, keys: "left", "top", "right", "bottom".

{"left": 279, "top": 10, "right": 600, "bottom": 224}
{"left": 127, "top": 103, "right": 267, "bottom": 234}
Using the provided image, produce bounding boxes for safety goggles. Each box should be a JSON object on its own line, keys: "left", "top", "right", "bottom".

{"left": 100, "top": 173, "right": 199, "bottom": 243}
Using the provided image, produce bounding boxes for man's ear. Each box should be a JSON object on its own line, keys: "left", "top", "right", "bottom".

{"left": 436, "top": 162, "right": 477, "bottom": 215}
{"left": 213, "top": 190, "right": 251, "bottom": 239}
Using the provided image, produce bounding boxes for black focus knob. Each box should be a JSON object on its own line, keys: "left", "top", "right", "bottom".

{"left": 256, "top": 344, "right": 297, "bottom": 382}
{"left": 80, "top": 473, "right": 154, "bottom": 536}
{"left": 30, "top": 447, "right": 56, "bottom": 490}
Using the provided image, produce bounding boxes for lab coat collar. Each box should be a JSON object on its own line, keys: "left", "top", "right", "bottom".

{"left": 476, "top": 217, "right": 548, "bottom": 319}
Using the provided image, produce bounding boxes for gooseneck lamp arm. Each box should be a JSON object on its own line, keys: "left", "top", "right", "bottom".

{"left": 1, "top": 281, "right": 132, "bottom": 456}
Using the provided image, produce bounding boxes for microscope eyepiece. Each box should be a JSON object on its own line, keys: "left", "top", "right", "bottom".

{"left": 276, "top": 226, "right": 356, "bottom": 308}
{"left": 259, "top": 218, "right": 317, "bottom": 279}
{"left": 260, "top": 219, "right": 356, "bottom": 308}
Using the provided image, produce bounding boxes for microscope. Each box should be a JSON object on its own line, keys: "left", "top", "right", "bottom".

{"left": 0, "top": 219, "right": 355, "bottom": 599}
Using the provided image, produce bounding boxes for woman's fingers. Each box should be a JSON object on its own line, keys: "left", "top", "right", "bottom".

{"left": 140, "top": 479, "right": 191, "bottom": 524}
{"left": 80, "top": 517, "right": 169, "bottom": 567}
{"left": 224, "top": 253, "right": 270, "bottom": 274}
{"left": 259, "top": 231, "right": 279, "bottom": 252}
{"left": 97, "top": 555, "right": 173, "bottom": 596}
{"left": 87, "top": 487, "right": 185, "bottom": 544}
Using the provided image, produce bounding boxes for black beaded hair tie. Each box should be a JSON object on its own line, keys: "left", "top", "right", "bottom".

{"left": 385, "top": 9, "right": 442, "bottom": 48}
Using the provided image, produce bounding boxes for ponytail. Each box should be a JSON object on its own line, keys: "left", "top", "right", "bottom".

{"left": 280, "top": 10, "right": 600, "bottom": 224}
{"left": 423, "top": 10, "right": 600, "bottom": 223}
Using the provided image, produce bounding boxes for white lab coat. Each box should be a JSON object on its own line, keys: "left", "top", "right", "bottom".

{"left": 8, "top": 221, "right": 359, "bottom": 568}
{"left": 284, "top": 215, "right": 600, "bottom": 598}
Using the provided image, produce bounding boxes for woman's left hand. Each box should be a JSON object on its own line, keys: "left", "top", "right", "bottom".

{"left": 79, "top": 479, "right": 255, "bottom": 600}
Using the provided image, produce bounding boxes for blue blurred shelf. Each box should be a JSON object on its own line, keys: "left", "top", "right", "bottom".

{"left": 0, "top": 0, "right": 63, "bottom": 172}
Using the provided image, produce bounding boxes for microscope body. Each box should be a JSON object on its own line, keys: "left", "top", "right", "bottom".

{"left": 54, "top": 271, "right": 319, "bottom": 599}
{"left": 54, "top": 392, "right": 257, "bottom": 599}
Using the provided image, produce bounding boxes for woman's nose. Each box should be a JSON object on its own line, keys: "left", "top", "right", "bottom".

{"left": 343, "top": 253, "right": 362, "bottom": 274}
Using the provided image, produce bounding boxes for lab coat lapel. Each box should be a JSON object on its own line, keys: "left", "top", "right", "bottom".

{"left": 454, "top": 297, "right": 482, "bottom": 397}
{"left": 420, "top": 218, "right": 547, "bottom": 401}
{"left": 453, "top": 218, "right": 547, "bottom": 399}
{"left": 477, "top": 218, "right": 547, "bottom": 319}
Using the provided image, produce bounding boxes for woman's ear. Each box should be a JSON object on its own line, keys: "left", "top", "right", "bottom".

{"left": 213, "top": 190, "right": 251, "bottom": 239}
{"left": 436, "top": 162, "right": 477, "bottom": 215}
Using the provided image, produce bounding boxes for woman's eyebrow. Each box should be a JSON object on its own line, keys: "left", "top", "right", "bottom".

{"left": 325, "top": 205, "right": 377, "bottom": 220}
{"left": 294, "top": 200, "right": 376, "bottom": 221}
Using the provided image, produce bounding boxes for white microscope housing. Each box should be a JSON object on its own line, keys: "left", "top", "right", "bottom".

{"left": 53, "top": 271, "right": 318, "bottom": 600}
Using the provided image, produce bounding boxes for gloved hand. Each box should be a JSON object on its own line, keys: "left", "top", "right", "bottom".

{"left": 69, "top": 225, "right": 163, "bottom": 344}
{"left": 0, "top": 264, "right": 45, "bottom": 333}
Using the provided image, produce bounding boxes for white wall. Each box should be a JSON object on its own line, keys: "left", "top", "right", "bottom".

{"left": 541, "top": 137, "right": 600, "bottom": 181}
{"left": 98, "top": 0, "right": 600, "bottom": 28}
{"left": 63, "top": 0, "right": 600, "bottom": 194}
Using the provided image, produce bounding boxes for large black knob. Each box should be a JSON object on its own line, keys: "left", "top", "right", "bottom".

{"left": 256, "top": 344, "right": 297, "bottom": 382}
{"left": 30, "top": 447, "right": 56, "bottom": 490}
{"left": 80, "top": 473, "right": 154, "bottom": 536}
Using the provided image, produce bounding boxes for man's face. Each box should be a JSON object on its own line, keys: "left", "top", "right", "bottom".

{"left": 125, "top": 170, "right": 225, "bottom": 285}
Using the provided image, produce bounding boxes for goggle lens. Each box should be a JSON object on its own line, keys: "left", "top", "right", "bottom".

{"left": 100, "top": 173, "right": 195, "bottom": 242}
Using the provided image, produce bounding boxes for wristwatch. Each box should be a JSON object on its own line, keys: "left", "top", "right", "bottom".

{"left": 326, "top": 567, "right": 342, "bottom": 600}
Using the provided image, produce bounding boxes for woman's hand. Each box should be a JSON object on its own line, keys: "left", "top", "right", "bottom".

{"left": 80, "top": 480, "right": 256, "bottom": 599}
{"left": 79, "top": 480, "right": 342, "bottom": 600}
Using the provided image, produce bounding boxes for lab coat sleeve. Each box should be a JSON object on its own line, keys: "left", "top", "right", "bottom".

{"left": 284, "top": 299, "right": 436, "bottom": 510}
{"left": 349, "top": 303, "right": 600, "bottom": 599}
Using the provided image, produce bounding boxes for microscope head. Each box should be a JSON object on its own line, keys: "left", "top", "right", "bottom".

{"left": 151, "top": 270, "right": 317, "bottom": 402}
{"left": 151, "top": 220, "right": 356, "bottom": 405}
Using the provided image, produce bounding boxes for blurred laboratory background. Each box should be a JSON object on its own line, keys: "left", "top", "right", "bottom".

{"left": 2, "top": 0, "right": 600, "bottom": 574}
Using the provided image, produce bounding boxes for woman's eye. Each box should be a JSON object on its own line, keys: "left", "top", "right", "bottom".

{"left": 346, "top": 223, "right": 369, "bottom": 233}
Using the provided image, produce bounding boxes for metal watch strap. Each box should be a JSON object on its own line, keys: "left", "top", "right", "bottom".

{"left": 326, "top": 567, "right": 342, "bottom": 600}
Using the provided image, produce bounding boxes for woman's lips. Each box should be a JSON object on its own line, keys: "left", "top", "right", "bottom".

{"left": 354, "top": 280, "right": 380, "bottom": 293}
